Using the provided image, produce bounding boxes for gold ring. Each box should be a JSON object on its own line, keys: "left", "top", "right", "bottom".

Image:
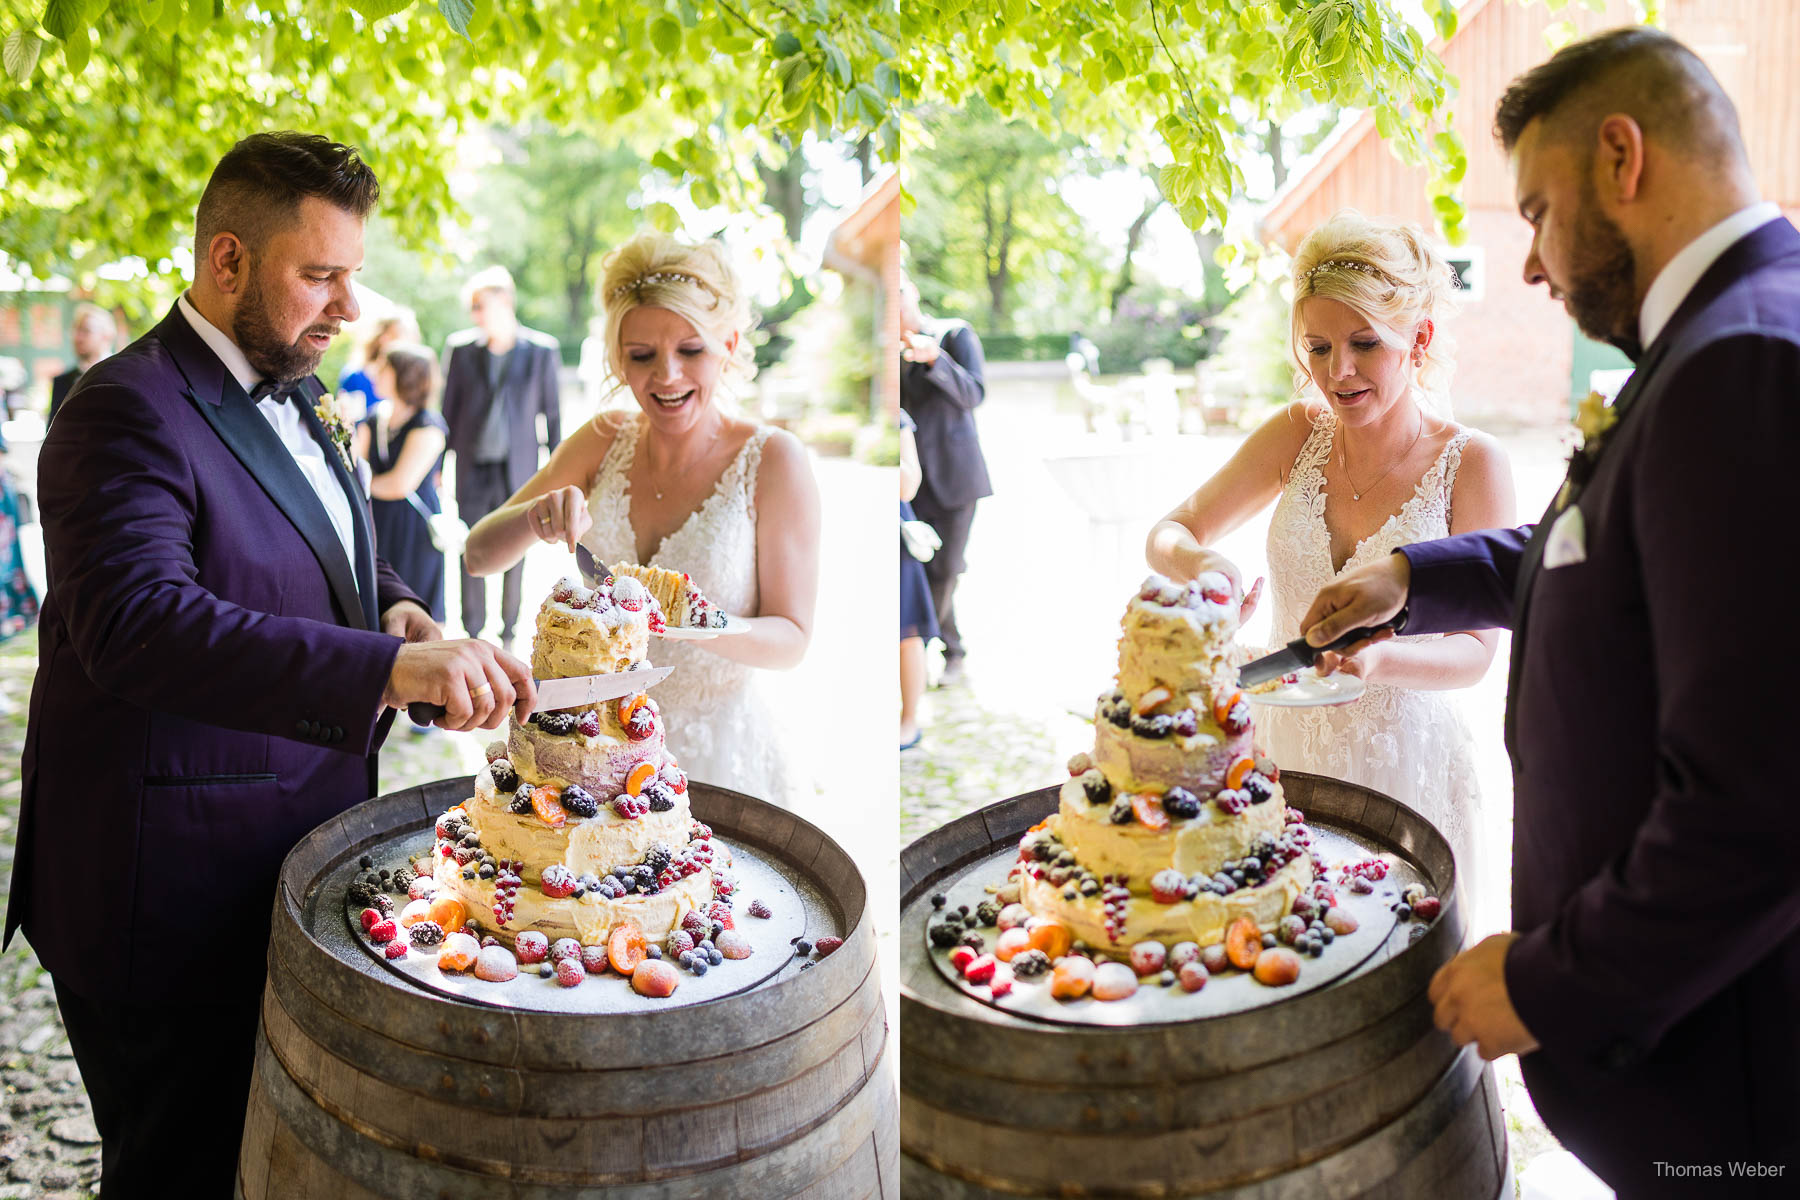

{"left": 470, "top": 683, "right": 492, "bottom": 699}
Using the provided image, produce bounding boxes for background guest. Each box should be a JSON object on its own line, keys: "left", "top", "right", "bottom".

{"left": 899, "top": 410, "right": 936, "bottom": 750}
{"left": 355, "top": 343, "right": 448, "bottom": 625}
{"left": 899, "top": 275, "right": 991, "bottom": 687}
{"left": 338, "top": 309, "right": 420, "bottom": 422}
{"left": 47, "top": 304, "right": 117, "bottom": 425}
{"left": 440, "top": 266, "right": 562, "bottom": 651}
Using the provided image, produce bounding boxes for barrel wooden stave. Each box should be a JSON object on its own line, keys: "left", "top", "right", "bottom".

{"left": 898, "top": 773, "right": 1502, "bottom": 1199}
{"left": 241, "top": 779, "right": 894, "bottom": 1198}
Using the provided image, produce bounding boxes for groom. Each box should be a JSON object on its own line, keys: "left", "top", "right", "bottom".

{"left": 1301, "top": 28, "right": 1799, "bottom": 1194}
{"left": 10, "top": 132, "right": 536, "bottom": 1193}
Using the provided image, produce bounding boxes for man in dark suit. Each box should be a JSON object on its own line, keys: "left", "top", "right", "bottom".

{"left": 440, "top": 267, "right": 562, "bottom": 651}
{"left": 9, "top": 132, "right": 535, "bottom": 1194}
{"left": 1301, "top": 30, "right": 1799, "bottom": 1194}
{"left": 899, "top": 276, "right": 992, "bottom": 686}
{"left": 46, "top": 302, "right": 116, "bottom": 424}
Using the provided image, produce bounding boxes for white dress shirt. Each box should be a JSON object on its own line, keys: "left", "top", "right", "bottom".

{"left": 177, "top": 293, "right": 358, "bottom": 569}
{"left": 1637, "top": 201, "right": 1782, "bottom": 350}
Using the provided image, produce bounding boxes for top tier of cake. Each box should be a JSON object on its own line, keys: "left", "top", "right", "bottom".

{"left": 608, "top": 562, "right": 726, "bottom": 629}
{"left": 532, "top": 576, "right": 657, "bottom": 682}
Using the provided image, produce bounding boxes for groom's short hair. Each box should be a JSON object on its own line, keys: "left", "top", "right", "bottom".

{"left": 1494, "top": 27, "right": 1745, "bottom": 168}
{"left": 194, "top": 132, "right": 381, "bottom": 263}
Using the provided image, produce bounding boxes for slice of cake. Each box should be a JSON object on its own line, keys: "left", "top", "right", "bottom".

{"left": 1009, "top": 572, "right": 1316, "bottom": 957}
{"left": 608, "top": 562, "right": 727, "bottom": 629}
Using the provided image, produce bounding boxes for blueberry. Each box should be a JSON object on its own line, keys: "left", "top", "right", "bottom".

{"left": 691, "top": 958, "right": 709, "bottom": 976}
{"left": 678, "top": 951, "right": 695, "bottom": 968}
{"left": 794, "top": 940, "right": 813, "bottom": 957}
{"left": 1396, "top": 903, "right": 1412, "bottom": 919}
{"left": 646, "top": 945, "right": 662, "bottom": 960}
{"left": 708, "top": 948, "right": 722, "bottom": 966}
{"left": 1160, "top": 970, "right": 1176, "bottom": 987}
{"left": 1320, "top": 928, "right": 1335, "bottom": 945}
{"left": 931, "top": 893, "right": 947, "bottom": 909}
{"left": 359, "top": 855, "right": 374, "bottom": 869}
{"left": 1261, "top": 932, "right": 1277, "bottom": 949}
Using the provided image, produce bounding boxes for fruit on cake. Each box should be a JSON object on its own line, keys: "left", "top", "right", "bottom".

{"left": 406, "top": 577, "right": 735, "bottom": 981}
{"left": 608, "top": 562, "right": 728, "bottom": 630}
{"left": 1010, "top": 572, "right": 1317, "bottom": 958}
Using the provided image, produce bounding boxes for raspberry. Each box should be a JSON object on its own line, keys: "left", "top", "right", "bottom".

{"left": 555, "top": 957, "right": 585, "bottom": 987}
{"left": 408, "top": 921, "right": 445, "bottom": 948}
{"left": 551, "top": 579, "right": 578, "bottom": 604}
{"left": 707, "top": 900, "right": 734, "bottom": 930}
{"left": 549, "top": 937, "right": 582, "bottom": 963}
{"left": 1221, "top": 699, "right": 1252, "bottom": 736}
{"left": 580, "top": 944, "right": 610, "bottom": 974}
{"left": 663, "top": 764, "right": 688, "bottom": 794}
{"left": 368, "top": 918, "right": 398, "bottom": 944}
{"left": 561, "top": 785, "right": 599, "bottom": 819}
{"left": 1172, "top": 708, "right": 1200, "bottom": 737}
{"left": 489, "top": 758, "right": 520, "bottom": 792}
{"left": 359, "top": 907, "right": 383, "bottom": 931}
{"left": 433, "top": 814, "right": 457, "bottom": 839}
{"left": 648, "top": 610, "right": 666, "bottom": 633}
{"left": 814, "top": 936, "right": 844, "bottom": 957}
{"left": 575, "top": 710, "right": 602, "bottom": 738}
{"left": 666, "top": 930, "right": 696, "bottom": 958}
{"left": 541, "top": 865, "right": 577, "bottom": 898}
{"left": 625, "top": 707, "right": 657, "bottom": 742}
{"left": 681, "top": 911, "right": 710, "bottom": 940}
{"left": 748, "top": 899, "right": 773, "bottom": 919}
{"left": 613, "top": 577, "right": 649, "bottom": 611}
{"left": 1195, "top": 571, "right": 1232, "bottom": 605}
{"left": 514, "top": 931, "right": 549, "bottom": 963}
{"left": 1214, "top": 788, "right": 1251, "bottom": 816}
{"left": 384, "top": 941, "right": 409, "bottom": 960}
{"left": 611, "top": 794, "right": 649, "bottom": 819}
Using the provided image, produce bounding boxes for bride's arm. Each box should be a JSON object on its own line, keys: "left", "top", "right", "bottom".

{"left": 463, "top": 416, "right": 618, "bottom": 576}
{"left": 1325, "top": 432, "right": 1517, "bottom": 690}
{"left": 696, "top": 429, "right": 819, "bottom": 670}
{"left": 1146, "top": 400, "right": 1315, "bottom": 590}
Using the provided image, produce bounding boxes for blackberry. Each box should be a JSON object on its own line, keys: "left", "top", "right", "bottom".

{"left": 644, "top": 844, "right": 673, "bottom": 875}
{"left": 373, "top": 893, "right": 394, "bottom": 917}
{"left": 1080, "top": 771, "right": 1111, "bottom": 805}
{"left": 1130, "top": 713, "right": 1174, "bottom": 739}
{"left": 346, "top": 881, "right": 379, "bottom": 909}
{"left": 928, "top": 922, "right": 960, "bottom": 948}
{"left": 389, "top": 865, "right": 415, "bottom": 893}
{"left": 561, "top": 784, "right": 600, "bottom": 818}
{"left": 1011, "top": 950, "right": 1051, "bottom": 977}
{"left": 508, "top": 789, "right": 533, "bottom": 816}
{"left": 1243, "top": 773, "right": 1275, "bottom": 805}
{"left": 1162, "top": 787, "right": 1201, "bottom": 819}
{"left": 409, "top": 921, "right": 445, "bottom": 948}
{"left": 1079, "top": 877, "right": 1100, "bottom": 896}
{"left": 1109, "top": 796, "right": 1134, "bottom": 825}
{"left": 642, "top": 780, "right": 677, "bottom": 813}
{"left": 1104, "top": 700, "right": 1130, "bottom": 728}
{"left": 959, "top": 932, "right": 985, "bottom": 952}
{"left": 534, "top": 712, "right": 577, "bottom": 736}
{"left": 489, "top": 758, "right": 520, "bottom": 792}
{"left": 974, "top": 900, "right": 1000, "bottom": 926}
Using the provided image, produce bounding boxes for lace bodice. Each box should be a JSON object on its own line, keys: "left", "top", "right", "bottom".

{"left": 1260, "top": 409, "right": 1489, "bottom": 921}
{"left": 578, "top": 413, "right": 801, "bottom": 807}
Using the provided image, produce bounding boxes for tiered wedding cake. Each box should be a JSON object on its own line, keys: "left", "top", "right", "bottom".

{"left": 409, "top": 575, "right": 735, "bottom": 986}
{"left": 1015, "top": 573, "right": 1315, "bottom": 955}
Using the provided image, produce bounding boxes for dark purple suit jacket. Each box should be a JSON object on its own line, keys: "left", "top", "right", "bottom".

{"left": 6, "top": 304, "right": 423, "bottom": 1003}
{"left": 1402, "top": 218, "right": 1800, "bottom": 1192}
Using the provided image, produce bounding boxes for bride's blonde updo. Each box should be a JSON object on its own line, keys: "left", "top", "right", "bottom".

{"left": 1289, "top": 210, "right": 1461, "bottom": 406}
{"left": 597, "top": 231, "right": 758, "bottom": 389}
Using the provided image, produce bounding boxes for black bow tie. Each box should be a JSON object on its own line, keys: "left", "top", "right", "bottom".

{"left": 1606, "top": 334, "right": 1643, "bottom": 365}
{"left": 247, "top": 378, "right": 301, "bottom": 405}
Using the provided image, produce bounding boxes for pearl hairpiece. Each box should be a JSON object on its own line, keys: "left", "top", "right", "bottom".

{"left": 606, "top": 271, "right": 709, "bottom": 304}
{"left": 1301, "top": 259, "right": 1384, "bottom": 284}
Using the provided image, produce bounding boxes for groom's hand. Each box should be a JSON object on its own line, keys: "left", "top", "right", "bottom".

{"left": 1300, "top": 551, "right": 1410, "bottom": 652}
{"left": 382, "top": 600, "right": 441, "bottom": 643}
{"left": 1429, "top": 933, "right": 1541, "bottom": 1060}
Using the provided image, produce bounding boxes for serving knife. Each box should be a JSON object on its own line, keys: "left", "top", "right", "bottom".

{"left": 1238, "top": 611, "right": 1407, "bottom": 689}
{"left": 406, "top": 664, "right": 672, "bottom": 726}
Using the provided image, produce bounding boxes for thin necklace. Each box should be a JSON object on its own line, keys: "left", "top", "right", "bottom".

{"left": 1339, "top": 407, "right": 1424, "bottom": 501}
{"left": 644, "top": 417, "right": 722, "bottom": 501}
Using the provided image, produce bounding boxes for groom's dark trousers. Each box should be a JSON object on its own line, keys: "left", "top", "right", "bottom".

{"left": 1398, "top": 217, "right": 1800, "bottom": 1196}
{"left": 6, "top": 305, "right": 421, "bottom": 1193}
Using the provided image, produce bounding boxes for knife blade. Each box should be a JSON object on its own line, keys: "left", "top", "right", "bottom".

{"left": 1238, "top": 611, "right": 1408, "bottom": 689}
{"left": 406, "top": 665, "right": 673, "bottom": 726}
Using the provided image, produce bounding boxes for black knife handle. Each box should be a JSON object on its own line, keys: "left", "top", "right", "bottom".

{"left": 408, "top": 701, "right": 446, "bottom": 725}
{"left": 1307, "top": 606, "right": 1409, "bottom": 658}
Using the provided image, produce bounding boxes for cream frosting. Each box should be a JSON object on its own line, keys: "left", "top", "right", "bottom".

{"left": 433, "top": 852, "right": 717, "bottom": 947}
{"left": 1091, "top": 710, "right": 1251, "bottom": 796}
{"left": 469, "top": 767, "right": 691, "bottom": 879}
{"left": 531, "top": 582, "right": 652, "bottom": 681}
{"left": 506, "top": 716, "right": 665, "bottom": 797}
{"left": 1055, "top": 776, "right": 1288, "bottom": 885}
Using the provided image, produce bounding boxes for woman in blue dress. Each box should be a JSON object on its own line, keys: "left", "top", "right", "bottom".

{"left": 353, "top": 344, "right": 448, "bottom": 622}
{"left": 900, "top": 410, "right": 938, "bottom": 750}
{"left": 337, "top": 312, "right": 419, "bottom": 421}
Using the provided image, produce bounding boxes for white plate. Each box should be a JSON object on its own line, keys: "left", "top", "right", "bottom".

{"left": 654, "top": 614, "right": 750, "bottom": 640}
{"left": 1242, "top": 667, "right": 1365, "bottom": 707}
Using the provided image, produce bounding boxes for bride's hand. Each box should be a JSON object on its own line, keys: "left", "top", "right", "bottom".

{"left": 1239, "top": 576, "right": 1264, "bottom": 625}
{"left": 526, "top": 485, "right": 592, "bottom": 553}
{"left": 1316, "top": 641, "right": 1384, "bottom": 682}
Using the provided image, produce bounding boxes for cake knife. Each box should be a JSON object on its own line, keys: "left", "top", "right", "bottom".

{"left": 1237, "top": 612, "right": 1408, "bottom": 689}
{"left": 406, "top": 665, "right": 673, "bottom": 726}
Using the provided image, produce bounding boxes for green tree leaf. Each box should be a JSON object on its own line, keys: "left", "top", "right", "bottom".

{"left": 4, "top": 29, "right": 43, "bottom": 81}
{"left": 437, "top": 0, "right": 474, "bottom": 39}
{"left": 650, "top": 14, "right": 681, "bottom": 55}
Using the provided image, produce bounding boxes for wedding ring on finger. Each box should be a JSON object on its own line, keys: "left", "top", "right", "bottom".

{"left": 470, "top": 683, "right": 492, "bottom": 700}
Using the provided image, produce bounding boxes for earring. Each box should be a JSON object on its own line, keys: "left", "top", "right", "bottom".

{"left": 1412, "top": 348, "right": 1423, "bottom": 366}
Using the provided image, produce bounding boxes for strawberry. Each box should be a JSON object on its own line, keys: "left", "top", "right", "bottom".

{"left": 706, "top": 900, "right": 734, "bottom": 930}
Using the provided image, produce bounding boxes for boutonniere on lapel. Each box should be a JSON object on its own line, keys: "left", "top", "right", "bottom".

{"left": 314, "top": 396, "right": 356, "bottom": 475}
{"left": 1557, "top": 389, "right": 1621, "bottom": 510}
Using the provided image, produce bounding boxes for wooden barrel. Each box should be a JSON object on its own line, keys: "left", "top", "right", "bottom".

{"left": 900, "top": 772, "right": 1507, "bottom": 1198}
{"left": 237, "top": 778, "right": 897, "bottom": 1199}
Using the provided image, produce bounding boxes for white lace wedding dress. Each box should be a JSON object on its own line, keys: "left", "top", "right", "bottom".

{"left": 1261, "top": 409, "right": 1485, "bottom": 909}
{"left": 578, "top": 413, "right": 802, "bottom": 808}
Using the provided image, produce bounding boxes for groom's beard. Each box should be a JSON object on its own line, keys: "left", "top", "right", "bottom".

{"left": 1562, "top": 184, "right": 1641, "bottom": 347}
{"left": 234, "top": 265, "right": 334, "bottom": 383}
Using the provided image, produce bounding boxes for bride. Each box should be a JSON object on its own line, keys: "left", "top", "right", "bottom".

{"left": 1147, "top": 210, "right": 1515, "bottom": 923}
{"left": 462, "top": 232, "right": 820, "bottom": 807}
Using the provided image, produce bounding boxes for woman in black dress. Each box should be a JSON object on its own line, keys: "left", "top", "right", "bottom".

{"left": 900, "top": 411, "right": 938, "bottom": 750}
{"left": 353, "top": 344, "right": 448, "bottom": 622}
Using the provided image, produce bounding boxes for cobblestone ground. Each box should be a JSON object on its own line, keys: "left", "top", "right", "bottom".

{"left": 900, "top": 379, "right": 1593, "bottom": 1198}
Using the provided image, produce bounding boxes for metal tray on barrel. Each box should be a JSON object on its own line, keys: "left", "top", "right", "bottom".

{"left": 900, "top": 771, "right": 1508, "bottom": 1199}
{"left": 236, "top": 777, "right": 896, "bottom": 1199}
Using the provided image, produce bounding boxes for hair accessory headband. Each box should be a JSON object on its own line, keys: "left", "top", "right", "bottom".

{"left": 606, "top": 270, "right": 711, "bottom": 304}
{"left": 1301, "top": 259, "right": 1384, "bottom": 284}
